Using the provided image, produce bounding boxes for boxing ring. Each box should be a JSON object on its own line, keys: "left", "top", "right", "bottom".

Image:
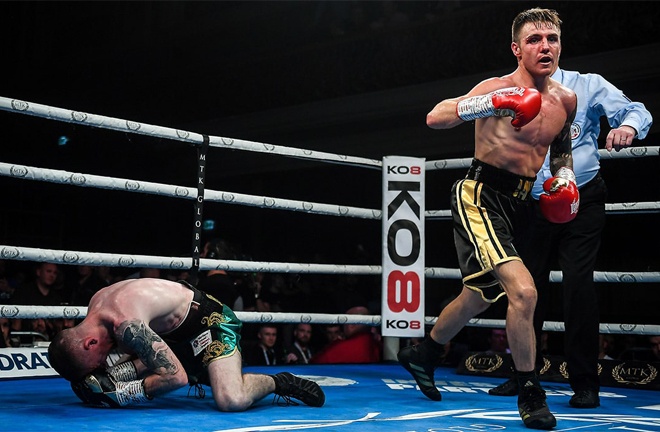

{"left": 1, "top": 97, "right": 660, "bottom": 431}
{"left": 3, "top": 363, "right": 660, "bottom": 431}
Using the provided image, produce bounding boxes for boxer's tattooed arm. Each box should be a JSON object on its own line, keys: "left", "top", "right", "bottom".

{"left": 116, "top": 320, "right": 179, "bottom": 375}
{"left": 549, "top": 104, "right": 576, "bottom": 174}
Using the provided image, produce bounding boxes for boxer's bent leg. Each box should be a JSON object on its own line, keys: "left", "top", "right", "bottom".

{"left": 207, "top": 351, "right": 275, "bottom": 412}
{"left": 398, "top": 286, "right": 488, "bottom": 402}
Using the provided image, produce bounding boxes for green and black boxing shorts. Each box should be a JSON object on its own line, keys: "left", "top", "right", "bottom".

{"left": 162, "top": 281, "right": 242, "bottom": 385}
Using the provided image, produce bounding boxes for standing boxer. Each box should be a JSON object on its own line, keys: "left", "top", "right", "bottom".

{"left": 488, "top": 64, "right": 653, "bottom": 407}
{"left": 398, "top": 8, "right": 577, "bottom": 430}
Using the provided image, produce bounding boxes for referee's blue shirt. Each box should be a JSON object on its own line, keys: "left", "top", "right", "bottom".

{"left": 531, "top": 68, "right": 653, "bottom": 200}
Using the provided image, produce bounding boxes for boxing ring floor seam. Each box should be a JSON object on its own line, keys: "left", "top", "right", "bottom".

{"left": 2, "top": 363, "right": 659, "bottom": 431}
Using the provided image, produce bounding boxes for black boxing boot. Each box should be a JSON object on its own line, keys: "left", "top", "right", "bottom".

{"left": 517, "top": 371, "right": 556, "bottom": 430}
{"left": 272, "top": 372, "right": 325, "bottom": 407}
{"left": 397, "top": 338, "right": 444, "bottom": 401}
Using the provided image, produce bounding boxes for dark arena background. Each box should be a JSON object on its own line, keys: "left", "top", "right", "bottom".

{"left": 1, "top": 2, "right": 659, "bottom": 329}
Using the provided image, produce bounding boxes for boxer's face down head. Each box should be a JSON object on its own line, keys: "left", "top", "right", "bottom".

{"left": 48, "top": 327, "right": 110, "bottom": 381}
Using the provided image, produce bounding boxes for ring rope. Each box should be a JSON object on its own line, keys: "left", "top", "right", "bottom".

{"left": 1, "top": 307, "right": 380, "bottom": 326}
{"left": 2, "top": 96, "right": 656, "bottom": 174}
{"left": 0, "top": 245, "right": 382, "bottom": 275}
{"left": 2, "top": 163, "right": 657, "bottom": 223}
{"left": 427, "top": 201, "right": 660, "bottom": 220}
{"left": 425, "top": 146, "right": 659, "bottom": 171}
{"left": 464, "top": 317, "right": 660, "bottom": 336}
{"left": 1, "top": 245, "right": 659, "bottom": 284}
{"left": 0, "top": 162, "right": 380, "bottom": 220}
{"left": 0, "top": 97, "right": 381, "bottom": 170}
{"left": 4, "top": 306, "right": 659, "bottom": 335}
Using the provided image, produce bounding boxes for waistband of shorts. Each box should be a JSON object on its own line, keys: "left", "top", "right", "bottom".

{"left": 162, "top": 281, "right": 218, "bottom": 341}
{"left": 466, "top": 159, "right": 536, "bottom": 201}
{"left": 178, "top": 280, "right": 205, "bottom": 303}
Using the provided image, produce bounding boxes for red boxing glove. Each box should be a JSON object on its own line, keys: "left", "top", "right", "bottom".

{"left": 457, "top": 87, "right": 542, "bottom": 128}
{"left": 539, "top": 167, "right": 580, "bottom": 223}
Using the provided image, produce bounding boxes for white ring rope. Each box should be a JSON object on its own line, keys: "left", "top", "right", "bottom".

{"left": 2, "top": 97, "right": 658, "bottom": 339}
{"left": 423, "top": 147, "right": 660, "bottom": 219}
{"left": 4, "top": 305, "right": 659, "bottom": 336}
{"left": 425, "top": 146, "right": 659, "bottom": 171}
{"left": 3, "top": 95, "right": 655, "bottom": 171}
{"left": 0, "top": 97, "right": 381, "bottom": 170}
{"left": 1, "top": 162, "right": 657, "bottom": 222}
{"left": 0, "top": 245, "right": 382, "bottom": 275}
{"left": 1, "top": 307, "right": 380, "bottom": 326}
{"left": 464, "top": 317, "right": 660, "bottom": 336}
{"left": 2, "top": 245, "right": 659, "bottom": 283}
{"left": 0, "top": 163, "right": 381, "bottom": 220}
{"left": 426, "top": 201, "right": 660, "bottom": 220}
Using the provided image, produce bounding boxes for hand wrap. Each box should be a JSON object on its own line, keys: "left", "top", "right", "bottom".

{"left": 107, "top": 361, "right": 138, "bottom": 382}
{"left": 71, "top": 368, "right": 152, "bottom": 408}
{"left": 457, "top": 87, "right": 541, "bottom": 127}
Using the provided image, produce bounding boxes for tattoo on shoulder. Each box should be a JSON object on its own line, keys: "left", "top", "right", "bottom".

{"left": 117, "top": 320, "right": 179, "bottom": 375}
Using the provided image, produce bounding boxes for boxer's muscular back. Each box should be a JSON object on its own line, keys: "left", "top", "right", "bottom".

{"left": 87, "top": 278, "right": 194, "bottom": 334}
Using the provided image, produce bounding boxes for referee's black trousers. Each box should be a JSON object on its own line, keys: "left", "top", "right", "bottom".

{"left": 520, "top": 172, "right": 607, "bottom": 392}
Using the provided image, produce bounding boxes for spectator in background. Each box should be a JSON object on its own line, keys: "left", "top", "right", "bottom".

{"left": 197, "top": 238, "right": 243, "bottom": 311}
{"left": 0, "top": 317, "right": 14, "bottom": 348}
{"left": 29, "top": 317, "right": 52, "bottom": 342}
{"left": 323, "top": 324, "right": 344, "bottom": 344}
{"left": 68, "top": 265, "right": 109, "bottom": 306}
{"left": 650, "top": 335, "right": 660, "bottom": 362}
{"left": 165, "top": 268, "right": 191, "bottom": 284}
{"left": 311, "top": 324, "right": 345, "bottom": 357}
{"left": 619, "top": 335, "right": 660, "bottom": 362}
{"left": 242, "top": 324, "right": 282, "bottom": 366}
{"left": 52, "top": 316, "right": 78, "bottom": 335}
{"left": 239, "top": 271, "right": 284, "bottom": 342}
{"left": 598, "top": 334, "right": 616, "bottom": 360}
{"left": 242, "top": 272, "right": 282, "bottom": 313}
{"left": 329, "top": 244, "right": 381, "bottom": 315}
{"left": 139, "top": 268, "right": 162, "bottom": 279}
{"left": 11, "top": 262, "right": 63, "bottom": 332}
{"left": 284, "top": 323, "right": 314, "bottom": 365}
{"left": 230, "top": 251, "right": 265, "bottom": 314}
{"left": 0, "top": 260, "right": 19, "bottom": 304}
{"left": 125, "top": 267, "right": 162, "bottom": 280}
{"left": 278, "top": 267, "right": 313, "bottom": 314}
{"left": 487, "top": 328, "right": 511, "bottom": 354}
{"left": 311, "top": 306, "right": 381, "bottom": 364}
{"left": 95, "top": 266, "right": 115, "bottom": 285}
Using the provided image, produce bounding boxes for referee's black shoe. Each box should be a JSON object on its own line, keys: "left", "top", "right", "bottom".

{"left": 569, "top": 389, "right": 600, "bottom": 408}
